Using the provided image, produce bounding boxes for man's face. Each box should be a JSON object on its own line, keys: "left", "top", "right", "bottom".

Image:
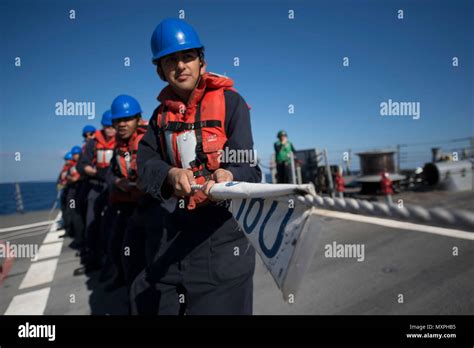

{"left": 160, "top": 49, "right": 205, "bottom": 93}
{"left": 84, "top": 132, "right": 95, "bottom": 141}
{"left": 73, "top": 154, "right": 80, "bottom": 161}
{"left": 113, "top": 117, "right": 139, "bottom": 140}
{"left": 279, "top": 135, "right": 287, "bottom": 142}
{"left": 103, "top": 126, "right": 116, "bottom": 138}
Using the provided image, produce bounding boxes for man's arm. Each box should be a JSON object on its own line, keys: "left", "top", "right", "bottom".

{"left": 77, "top": 140, "right": 96, "bottom": 177}
{"left": 222, "top": 90, "right": 262, "bottom": 183}
{"left": 105, "top": 151, "right": 120, "bottom": 189}
{"left": 136, "top": 109, "right": 173, "bottom": 200}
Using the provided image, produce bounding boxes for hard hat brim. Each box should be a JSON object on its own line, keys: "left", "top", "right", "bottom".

{"left": 111, "top": 113, "right": 142, "bottom": 122}
{"left": 152, "top": 43, "right": 204, "bottom": 64}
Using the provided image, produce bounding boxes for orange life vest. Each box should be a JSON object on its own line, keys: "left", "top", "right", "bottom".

{"left": 59, "top": 161, "right": 73, "bottom": 185}
{"left": 94, "top": 129, "right": 116, "bottom": 169}
{"left": 109, "top": 125, "right": 147, "bottom": 204}
{"left": 155, "top": 72, "right": 238, "bottom": 209}
{"left": 115, "top": 125, "right": 146, "bottom": 180}
{"left": 67, "top": 160, "right": 80, "bottom": 180}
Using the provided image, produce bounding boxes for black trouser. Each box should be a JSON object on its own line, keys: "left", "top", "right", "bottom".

{"left": 130, "top": 263, "right": 254, "bottom": 315}
{"left": 97, "top": 201, "right": 114, "bottom": 279}
{"left": 84, "top": 182, "right": 108, "bottom": 266}
{"left": 65, "top": 183, "right": 84, "bottom": 244}
{"left": 60, "top": 187, "right": 71, "bottom": 235}
{"left": 276, "top": 161, "right": 291, "bottom": 183}
{"left": 100, "top": 204, "right": 113, "bottom": 256}
{"left": 130, "top": 202, "right": 255, "bottom": 315}
{"left": 107, "top": 203, "right": 136, "bottom": 283}
{"left": 121, "top": 204, "right": 147, "bottom": 288}
{"left": 76, "top": 181, "right": 91, "bottom": 243}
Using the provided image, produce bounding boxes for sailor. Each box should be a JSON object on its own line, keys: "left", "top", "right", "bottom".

{"left": 77, "top": 111, "right": 116, "bottom": 272}
{"left": 104, "top": 95, "right": 147, "bottom": 292}
{"left": 57, "top": 151, "right": 73, "bottom": 237}
{"left": 131, "top": 18, "right": 261, "bottom": 315}
{"left": 76, "top": 124, "right": 97, "bottom": 244}
{"left": 380, "top": 171, "right": 394, "bottom": 205}
{"left": 58, "top": 152, "right": 73, "bottom": 188}
{"left": 66, "top": 145, "right": 85, "bottom": 249}
{"left": 71, "top": 125, "right": 98, "bottom": 259}
{"left": 274, "top": 130, "right": 296, "bottom": 184}
{"left": 82, "top": 125, "right": 97, "bottom": 144}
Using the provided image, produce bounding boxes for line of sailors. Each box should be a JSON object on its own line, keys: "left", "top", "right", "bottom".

{"left": 55, "top": 17, "right": 261, "bottom": 315}
{"left": 57, "top": 96, "right": 148, "bottom": 293}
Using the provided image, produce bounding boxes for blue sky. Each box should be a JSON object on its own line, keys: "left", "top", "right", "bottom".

{"left": 0, "top": 0, "right": 472, "bottom": 182}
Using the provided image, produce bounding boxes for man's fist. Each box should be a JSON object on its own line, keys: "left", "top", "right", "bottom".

{"left": 202, "top": 168, "right": 233, "bottom": 197}
{"left": 84, "top": 165, "right": 97, "bottom": 176}
{"left": 167, "top": 167, "right": 196, "bottom": 197}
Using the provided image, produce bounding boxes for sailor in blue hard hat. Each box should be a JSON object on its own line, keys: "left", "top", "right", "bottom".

{"left": 151, "top": 18, "right": 207, "bottom": 101}
{"left": 57, "top": 151, "right": 74, "bottom": 238}
{"left": 110, "top": 95, "right": 143, "bottom": 140}
{"left": 101, "top": 110, "right": 113, "bottom": 127}
{"left": 82, "top": 125, "right": 96, "bottom": 142}
{"left": 76, "top": 109, "right": 117, "bottom": 273}
{"left": 103, "top": 95, "right": 148, "bottom": 292}
{"left": 71, "top": 145, "right": 82, "bottom": 157}
{"left": 131, "top": 18, "right": 261, "bottom": 315}
{"left": 64, "top": 151, "right": 73, "bottom": 161}
{"left": 64, "top": 144, "right": 85, "bottom": 249}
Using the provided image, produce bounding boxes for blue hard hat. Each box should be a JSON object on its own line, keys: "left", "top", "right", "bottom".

{"left": 82, "top": 125, "right": 96, "bottom": 136}
{"left": 71, "top": 146, "right": 82, "bottom": 155}
{"left": 111, "top": 95, "right": 142, "bottom": 119}
{"left": 151, "top": 18, "right": 203, "bottom": 63}
{"left": 64, "top": 152, "right": 73, "bottom": 161}
{"left": 101, "top": 110, "right": 113, "bottom": 126}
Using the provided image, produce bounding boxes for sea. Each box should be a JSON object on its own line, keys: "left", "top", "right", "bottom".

{"left": 0, "top": 182, "right": 58, "bottom": 215}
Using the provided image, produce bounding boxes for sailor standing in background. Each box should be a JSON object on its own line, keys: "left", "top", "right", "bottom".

{"left": 77, "top": 111, "right": 116, "bottom": 273}
{"left": 274, "top": 130, "right": 296, "bottom": 184}
{"left": 104, "top": 95, "right": 147, "bottom": 293}
{"left": 57, "top": 151, "right": 73, "bottom": 237}
{"left": 66, "top": 145, "right": 85, "bottom": 249}
{"left": 74, "top": 125, "right": 97, "bottom": 260}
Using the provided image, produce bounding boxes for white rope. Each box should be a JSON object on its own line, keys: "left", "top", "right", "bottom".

{"left": 299, "top": 194, "right": 474, "bottom": 232}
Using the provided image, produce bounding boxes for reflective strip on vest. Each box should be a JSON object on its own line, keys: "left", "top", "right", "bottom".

{"left": 164, "top": 131, "right": 177, "bottom": 167}
{"left": 96, "top": 149, "right": 114, "bottom": 165}
{"left": 117, "top": 153, "right": 131, "bottom": 177}
{"left": 172, "top": 130, "right": 197, "bottom": 169}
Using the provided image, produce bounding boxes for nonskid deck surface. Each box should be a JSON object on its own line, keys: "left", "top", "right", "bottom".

{"left": 1, "top": 189, "right": 473, "bottom": 315}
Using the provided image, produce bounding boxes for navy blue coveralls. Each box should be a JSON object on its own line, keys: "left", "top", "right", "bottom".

{"left": 77, "top": 138, "right": 110, "bottom": 268}
{"left": 131, "top": 89, "right": 261, "bottom": 315}
{"left": 105, "top": 132, "right": 148, "bottom": 291}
